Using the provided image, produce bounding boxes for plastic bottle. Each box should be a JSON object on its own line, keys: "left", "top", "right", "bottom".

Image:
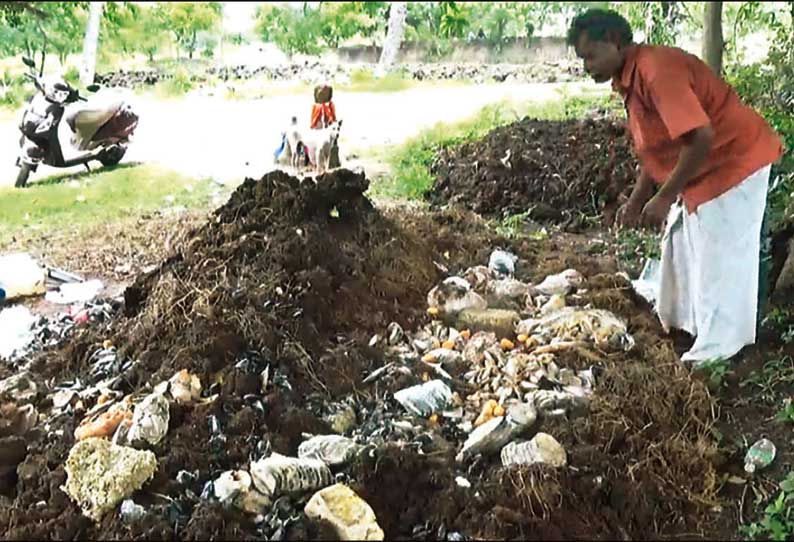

{"left": 250, "top": 453, "right": 332, "bottom": 498}
{"left": 488, "top": 250, "right": 518, "bottom": 278}
{"left": 745, "top": 438, "right": 776, "bottom": 473}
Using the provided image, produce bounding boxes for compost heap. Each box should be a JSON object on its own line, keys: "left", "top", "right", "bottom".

{"left": 0, "top": 169, "right": 722, "bottom": 540}
{"left": 427, "top": 117, "right": 636, "bottom": 228}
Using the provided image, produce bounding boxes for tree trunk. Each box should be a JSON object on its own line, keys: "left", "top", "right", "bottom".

{"left": 376, "top": 2, "right": 407, "bottom": 76}
{"left": 80, "top": 1, "right": 104, "bottom": 86}
{"left": 189, "top": 29, "right": 196, "bottom": 59}
{"left": 218, "top": 2, "right": 224, "bottom": 67}
{"left": 702, "top": 1, "right": 723, "bottom": 75}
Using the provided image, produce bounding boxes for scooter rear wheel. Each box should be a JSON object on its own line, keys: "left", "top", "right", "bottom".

{"left": 99, "top": 146, "right": 126, "bottom": 167}
{"left": 15, "top": 163, "right": 32, "bottom": 188}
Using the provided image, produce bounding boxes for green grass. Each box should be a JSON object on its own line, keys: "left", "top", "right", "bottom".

{"left": 762, "top": 307, "right": 794, "bottom": 344}
{"left": 775, "top": 398, "right": 794, "bottom": 424}
{"left": 0, "top": 69, "right": 30, "bottom": 111}
{"left": 694, "top": 357, "right": 733, "bottom": 392}
{"left": 219, "top": 79, "right": 312, "bottom": 101}
{"left": 369, "top": 91, "right": 618, "bottom": 200}
{"left": 0, "top": 163, "right": 216, "bottom": 246}
{"left": 741, "top": 473, "right": 794, "bottom": 541}
{"left": 615, "top": 228, "right": 662, "bottom": 272}
{"left": 339, "top": 67, "right": 415, "bottom": 93}
{"left": 740, "top": 355, "right": 794, "bottom": 404}
{"left": 152, "top": 67, "right": 195, "bottom": 99}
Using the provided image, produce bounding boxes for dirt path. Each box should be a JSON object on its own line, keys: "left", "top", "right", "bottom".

{"left": 0, "top": 80, "right": 603, "bottom": 188}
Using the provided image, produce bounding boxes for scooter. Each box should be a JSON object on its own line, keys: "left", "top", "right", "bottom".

{"left": 14, "top": 56, "right": 139, "bottom": 188}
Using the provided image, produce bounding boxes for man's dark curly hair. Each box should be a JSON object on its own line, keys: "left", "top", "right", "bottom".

{"left": 566, "top": 9, "right": 634, "bottom": 48}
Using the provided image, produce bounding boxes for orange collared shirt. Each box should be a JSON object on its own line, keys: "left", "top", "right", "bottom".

{"left": 613, "top": 44, "right": 784, "bottom": 213}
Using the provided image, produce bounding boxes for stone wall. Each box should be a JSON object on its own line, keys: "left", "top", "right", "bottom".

{"left": 335, "top": 37, "right": 574, "bottom": 65}
{"left": 95, "top": 59, "right": 585, "bottom": 89}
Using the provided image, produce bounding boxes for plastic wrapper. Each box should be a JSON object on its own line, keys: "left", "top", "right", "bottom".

{"left": 517, "top": 307, "right": 635, "bottom": 351}
{"left": 127, "top": 392, "right": 170, "bottom": 447}
{"left": 501, "top": 433, "right": 567, "bottom": 468}
{"left": 531, "top": 269, "right": 584, "bottom": 296}
{"left": 427, "top": 277, "right": 488, "bottom": 315}
{"left": 298, "top": 435, "right": 363, "bottom": 466}
{"left": 393, "top": 380, "right": 453, "bottom": 417}
{"left": 250, "top": 453, "right": 333, "bottom": 498}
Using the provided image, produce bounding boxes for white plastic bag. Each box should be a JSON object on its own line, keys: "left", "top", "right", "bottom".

{"left": 0, "top": 306, "right": 38, "bottom": 360}
{"left": 0, "top": 253, "right": 46, "bottom": 300}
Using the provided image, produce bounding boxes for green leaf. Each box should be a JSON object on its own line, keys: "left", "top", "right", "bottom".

{"left": 780, "top": 475, "right": 794, "bottom": 493}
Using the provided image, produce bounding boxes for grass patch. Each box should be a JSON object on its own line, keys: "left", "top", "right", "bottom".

{"left": 615, "top": 228, "right": 662, "bottom": 274}
{"left": 741, "top": 473, "right": 794, "bottom": 540}
{"left": 0, "top": 163, "right": 217, "bottom": 247}
{"left": 494, "top": 210, "right": 549, "bottom": 241}
{"left": 369, "top": 91, "right": 618, "bottom": 200}
{"left": 695, "top": 357, "right": 734, "bottom": 393}
{"left": 152, "top": 67, "right": 195, "bottom": 99}
{"left": 762, "top": 307, "right": 794, "bottom": 344}
{"left": 339, "top": 67, "right": 415, "bottom": 93}
{"left": 220, "top": 78, "right": 312, "bottom": 101}
{"left": 740, "top": 355, "right": 794, "bottom": 404}
{"left": 0, "top": 69, "right": 30, "bottom": 112}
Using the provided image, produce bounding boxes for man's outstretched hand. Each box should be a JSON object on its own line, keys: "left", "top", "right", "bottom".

{"left": 616, "top": 198, "right": 643, "bottom": 229}
{"left": 641, "top": 193, "right": 675, "bottom": 231}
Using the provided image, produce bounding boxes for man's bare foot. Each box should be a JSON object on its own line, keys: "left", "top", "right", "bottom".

{"left": 669, "top": 328, "right": 695, "bottom": 358}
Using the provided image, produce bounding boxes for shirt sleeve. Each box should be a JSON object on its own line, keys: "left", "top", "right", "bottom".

{"left": 644, "top": 63, "right": 710, "bottom": 141}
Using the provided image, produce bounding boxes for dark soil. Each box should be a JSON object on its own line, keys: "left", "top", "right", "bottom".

{"left": 0, "top": 168, "right": 756, "bottom": 541}
{"left": 427, "top": 117, "right": 637, "bottom": 230}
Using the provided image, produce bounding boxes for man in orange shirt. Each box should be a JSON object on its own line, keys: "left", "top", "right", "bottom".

{"left": 567, "top": 9, "right": 784, "bottom": 366}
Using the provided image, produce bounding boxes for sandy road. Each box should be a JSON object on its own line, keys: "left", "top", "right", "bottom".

{"left": 0, "top": 80, "right": 603, "bottom": 188}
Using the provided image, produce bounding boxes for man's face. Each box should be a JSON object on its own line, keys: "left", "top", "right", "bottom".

{"left": 575, "top": 33, "right": 623, "bottom": 83}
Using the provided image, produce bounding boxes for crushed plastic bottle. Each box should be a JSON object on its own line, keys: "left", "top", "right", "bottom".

{"left": 119, "top": 499, "right": 146, "bottom": 522}
{"left": 745, "top": 438, "right": 776, "bottom": 473}
{"left": 488, "top": 250, "right": 518, "bottom": 278}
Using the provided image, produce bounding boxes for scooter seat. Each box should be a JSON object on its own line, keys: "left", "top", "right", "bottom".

{"left": 64, "top": 96, "right": 124, "bottom": 150}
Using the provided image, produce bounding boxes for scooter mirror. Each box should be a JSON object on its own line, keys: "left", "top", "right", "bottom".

{"left": 86, "top": 84, "right": 100, "bottom": 92}
{"left": 22, "top": 57, "right": 36, "bottom": 69}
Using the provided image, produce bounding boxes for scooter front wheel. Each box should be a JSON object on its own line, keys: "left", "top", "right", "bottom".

{"left": 15, "top": 163, "right": 32, "bottom": 188}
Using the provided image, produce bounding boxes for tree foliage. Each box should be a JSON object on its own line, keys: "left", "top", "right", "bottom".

{"left": 156, "top": 2, "right": 222, "bottom": 59}
{"left": 0, "top": 2, "right": 87, "bottom": 71}
{"left": 256, "top": 2, "right": 388, "bottom": 56}
{"left": 107, "top": 3, "right": 169, "bottom": 62}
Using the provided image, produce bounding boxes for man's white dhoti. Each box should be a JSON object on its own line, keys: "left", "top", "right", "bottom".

{"left": 654, "top": 165, "right": 771, "bottom": 365}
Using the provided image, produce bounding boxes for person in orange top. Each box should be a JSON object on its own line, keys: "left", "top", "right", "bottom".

{"left": 311, "top": 84, "right": 337, "bottom": 129}
{"left": 568, "top": 9, "right": 784, "bottom": 366}
{"left": 311, "top": 100, "right": 336, "bottom": 129}
{"left": 310, "top": 84, "right": 340, "bottom": 168}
